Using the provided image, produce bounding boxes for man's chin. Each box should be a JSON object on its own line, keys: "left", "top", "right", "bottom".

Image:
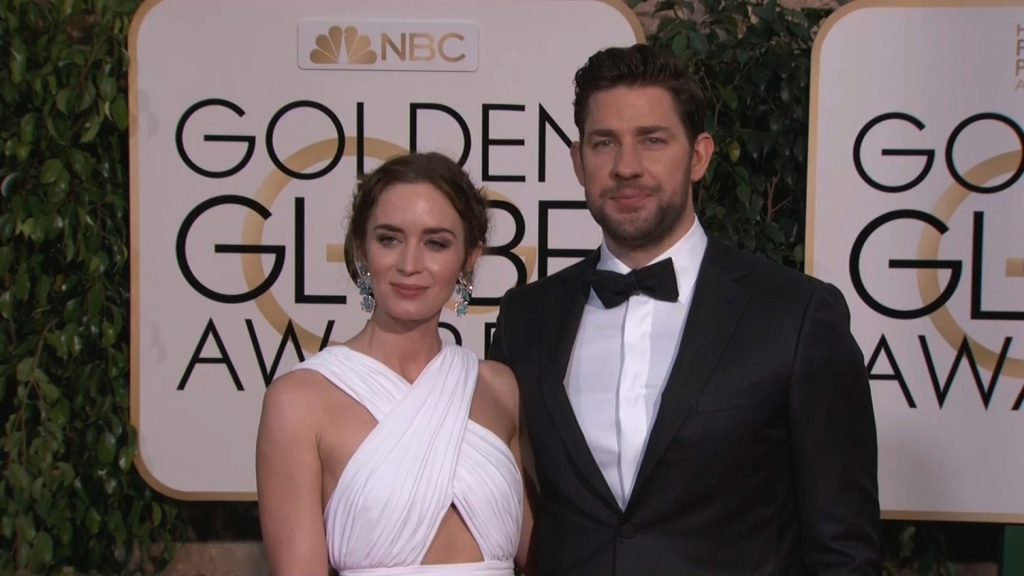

{"left": 604, "top": 213, "right": 657, "bottom": 237}
{"left": 605, "top": 225, "right": 663, "bottom": 250}
{"left": 603, "top": 211, "right": 691, "bottom": 252}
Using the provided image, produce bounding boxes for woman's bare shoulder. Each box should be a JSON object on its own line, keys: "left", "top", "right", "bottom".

{"left": 477, "top": 360, "right": 519, "bottom": 422}
{"left": 260, "top": 369, "right": 334, "bottom": 432}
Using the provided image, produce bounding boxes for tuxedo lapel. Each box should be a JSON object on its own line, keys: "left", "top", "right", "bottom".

{"left": 538, "top": 252, "right": 622, "bottom": 514}
{"left": 627, "top": 239, "right": 751, "bottom": 512}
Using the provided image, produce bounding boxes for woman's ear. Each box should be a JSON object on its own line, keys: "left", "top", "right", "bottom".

{"left": 463, "top": 241, "right": 484, "bottom": 275}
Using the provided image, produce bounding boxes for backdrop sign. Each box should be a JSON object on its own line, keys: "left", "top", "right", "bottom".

{"left": 809, "top": 0, "right": 1024, "bottom": 521}
{"left": 129, "top": 0, "right": 643, "bottom": 499}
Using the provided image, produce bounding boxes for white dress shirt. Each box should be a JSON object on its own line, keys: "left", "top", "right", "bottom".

{"left": 565, "top": 219, "right": 707, "bottom": 509}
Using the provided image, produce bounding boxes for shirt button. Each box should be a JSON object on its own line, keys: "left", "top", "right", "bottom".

{"left": 619, "top": 523, "right": 636, "bottom": 538}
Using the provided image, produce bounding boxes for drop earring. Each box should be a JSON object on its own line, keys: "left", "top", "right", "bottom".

{"left": 454, "top": 272, "right": 473, "bottom": 317}
{"left": 356, "top": 263, "right": 375, "bottom": 313}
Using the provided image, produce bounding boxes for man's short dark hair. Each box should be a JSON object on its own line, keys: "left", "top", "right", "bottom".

{"left": 572, "top": 44, "right": 706, "bottom": 145}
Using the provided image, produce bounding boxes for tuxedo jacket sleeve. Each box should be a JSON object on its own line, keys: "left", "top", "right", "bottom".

{"left": 788, "top": 281, "right": 880, "bottom": 573}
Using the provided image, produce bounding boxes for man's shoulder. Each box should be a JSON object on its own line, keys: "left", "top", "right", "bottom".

{"left": 710, "top": 237, "right": 831, "bottom": 301}
{"left": 499, "top": 252, "right": 595, "bottom": 308}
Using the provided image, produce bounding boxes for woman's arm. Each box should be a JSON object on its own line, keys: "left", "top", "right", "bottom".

{"left": 480, "top": 359, "right": 536, "bottom": 575}
{"left": 256, "top": 373, "right": 331, "bottom": 576}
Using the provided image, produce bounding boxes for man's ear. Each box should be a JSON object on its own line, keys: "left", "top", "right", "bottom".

{"left": 570, "top": 141, "right": 585, "bottom": 187}
{"left": 689, "top": 132, "right": 715, "bottom": 182}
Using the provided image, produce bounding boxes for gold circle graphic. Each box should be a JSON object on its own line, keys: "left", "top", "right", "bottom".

{"left": 239, "top": 137, "right": 537, "bottom": 352}
{"left": 917, "top": 150, "right": 1023, "bottom": 378}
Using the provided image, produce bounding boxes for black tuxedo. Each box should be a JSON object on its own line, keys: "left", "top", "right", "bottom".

{"left": 488, "top": 236, "right": 881, "bottom": 576}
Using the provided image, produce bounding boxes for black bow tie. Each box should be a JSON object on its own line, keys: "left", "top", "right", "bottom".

{"left": 589, "top": 258, "right": 679, "bottom": 309}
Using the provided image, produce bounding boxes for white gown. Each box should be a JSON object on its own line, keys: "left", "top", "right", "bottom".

{"left": 289, "top": 343, "right": 523, "bottom": 576}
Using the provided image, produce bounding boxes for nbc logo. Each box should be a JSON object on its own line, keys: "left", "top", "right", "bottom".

{"left": 298, "top": 19, "right": 479, "bottom": 72}
{"left": 310, "top": 25, "right": 377, "bottom": 65}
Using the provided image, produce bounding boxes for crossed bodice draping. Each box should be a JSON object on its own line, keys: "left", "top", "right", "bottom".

{"left": 289, "top": 344, "right": 522, "bottom": 576}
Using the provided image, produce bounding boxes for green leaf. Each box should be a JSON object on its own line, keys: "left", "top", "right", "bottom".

{"left": 737, "top": 183, "right": 751, "bottom": 206}
{"left": 46, "top": 331, "right": 67, "bottom": 358}
{"left": 749, "top": 193, "right": 764, "bottom": 217}
{"left": 16, "top": 357, "right": 35, "bottom": 382}
{"left": 36, "top": 273, "right": 53, "bottom": 304}
{"left": 1, "top": 172, "right": 20, "bottom": 198}
{"left": 97, "top": 432, "right": 116, "bottom": 465}
{"left": 10, "top": 43, "right": 27, "bottom": 84}
{"left": 112, "top": 96, "right": 129, "bottom": 130}
{"left": 39, "top": 380, "right": 60, "bottom": 403}
{"left": 107, "top": 411, "right": 123, "bottom": 438}
{"left": 655, "top": 0, "right": 675, "bottom": 12}
{"left": 108, "top": 509, "right": 125, "bottom": 543}
{"left": 14, "top": 143, "right": 33, "bottom": 163}
{"left": 30, "top": 475, "right": 45, "bottom": 498}
{"left": 55, "top": 166, "right": 71, "bottom": 190}
{"left": 40, "top": 159, "right": 63, "bottom": 184}
{"left": 152, "top": 502, "right": 163, "bottom": 526}
{"left": 727, "top": 140, "right": 741, "bottom": 164}
{"left": 900, "top": 525, "right": 916, "bottom": 557}
{"left": 20, "top": 113, "right": 37, "bottom": 143}
{"left": 721, "top": 87, "right": 738, "bottom": 110}
{"left": 102, "top": 320, "right": 117, "bottom": 347}
{"left": 13, "top": 268, "right": 30, "bottom": 299}
{"left": 78, "top": 82, "right": 97, "bottom": 112}
{"left": 87, "top": 284, "right": 104, "bottom": 315}
{"left": 15, "top": 514, "right": 36, "bottom": 543}
{"left": 68, "top": 149, "right": 90, "bottom": 177}
{"left": 85, "top": 508, "right": 102, "bottom": 535}
{"left": 99, "top": 76, "right": 117, "bottom": 102}
{"left": 16, "top": 539, "right": 31, "bottom": 570}
{"left": 19, "top": 216, "right": 37, "bottom": 241}
{"left": 56, "top": 88, "right": 74, "bottom": 114}
{"left": 0, "top": 290, "right": 12, "bottom": 319}
{"left": 671, "top": 33, "right": 688, "bottom": 55}
{"left": 9, "top": 463, "right": 31, "bottom": 493}
{"left": 80, "top": 113, "right": 104, "bottom": 143}
{"left": 103, "top": 472, "right": 119, "bottom": 496}
{"left": 752, "top": 4, "right": 777, "bottom": 24}
{"left": 64, "top": 232, "right": 76, "bottom": 262}
{"left": 51, "top": 400, "right": 71, "bottom": 428}
{"left": 117, "top": 445, "right": 135, "bottom": 471}
{"left": 688, "top": 31, "right": 710, "bottom": 56}
{"left": 0, "top": 246, "right": 11, "bottom": 276}
{"left": 1, "top": 515, "right": 13, "bottom": 538}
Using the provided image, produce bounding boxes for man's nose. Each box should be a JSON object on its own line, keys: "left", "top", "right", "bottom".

{"left": 612, "top": 143, "right": 643, "bottom": 179}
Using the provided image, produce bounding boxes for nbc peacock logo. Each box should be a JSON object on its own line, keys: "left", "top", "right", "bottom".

{"left": 298, "top": 19, "right": 479, "bottom": 72}
{"left": 309, "top": 25, "right": 377, "bottom": 65}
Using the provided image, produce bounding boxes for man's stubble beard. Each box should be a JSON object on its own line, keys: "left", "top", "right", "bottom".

{"left": 586, "top": 159, "right": 694, "bottom": 252}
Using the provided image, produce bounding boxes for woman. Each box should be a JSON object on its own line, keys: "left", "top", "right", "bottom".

{"left": 256, "top": 152, "right": 533, "bottom": 576}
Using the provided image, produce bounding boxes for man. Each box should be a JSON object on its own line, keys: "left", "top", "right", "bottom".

{"left": 488, "top": 44, "right": 881, "bottom": 575}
